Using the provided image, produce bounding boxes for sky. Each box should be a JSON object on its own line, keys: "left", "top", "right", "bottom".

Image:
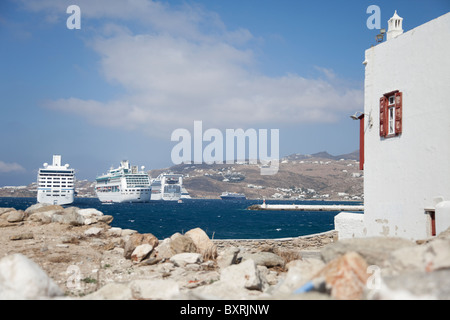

{"left": 0, "top": 0, "right": 449, "bottom": 186}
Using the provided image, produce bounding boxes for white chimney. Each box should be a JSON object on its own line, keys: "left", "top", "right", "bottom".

{"left": 387, "top": 10, "right": 404, "bottom": 41}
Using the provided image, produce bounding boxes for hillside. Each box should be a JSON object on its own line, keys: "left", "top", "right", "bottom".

{"left": 149, "top": 151, "right": 363, "bottom": 200}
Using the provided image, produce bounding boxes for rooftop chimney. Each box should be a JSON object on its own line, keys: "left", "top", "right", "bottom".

{"left": 387, "top": 10, "right": 404, "bottom": 41}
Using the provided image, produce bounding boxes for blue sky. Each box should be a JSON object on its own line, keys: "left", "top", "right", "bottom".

{"left": 0, "top": 0, "right": 449, "bottom": 186}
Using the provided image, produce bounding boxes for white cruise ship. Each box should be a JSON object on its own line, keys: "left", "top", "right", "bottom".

{"left": 150, "top": 173, "right": 185, "bottom": 201}
{"left": 95, "top": 160, "right": 151, "bottom": 203}
{"left": 37, "top": 155, "right": 75, "bottom": 205}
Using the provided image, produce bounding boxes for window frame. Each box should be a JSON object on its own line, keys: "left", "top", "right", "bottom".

{"left": 380, "top": 90, "right": 402, "bottom": 138}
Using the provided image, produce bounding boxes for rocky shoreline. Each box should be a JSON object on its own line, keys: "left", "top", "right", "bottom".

{"left": 0, "top": 204, "right": 449, "bottom": 300}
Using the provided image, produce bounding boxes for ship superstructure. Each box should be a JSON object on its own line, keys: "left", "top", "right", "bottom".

{"left": 37, "top": 155, "right": 75, "bottom": 205}
{"left": 95, "top": 160, "right": 151, "bottom": 203}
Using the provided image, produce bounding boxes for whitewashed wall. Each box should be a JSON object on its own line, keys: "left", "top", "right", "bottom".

{"left": 362, "top": 13, "right": 450, "bottom": 240}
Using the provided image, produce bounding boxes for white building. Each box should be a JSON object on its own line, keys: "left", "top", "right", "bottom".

{"left": 336, "top": 11, "right": 450, "bottom": 240}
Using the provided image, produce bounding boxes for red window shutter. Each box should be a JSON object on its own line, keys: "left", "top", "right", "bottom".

{"left": 379, "top": 96, "right": 387, "bottom": 137}
{"left": 394, "top": 92, "right": 402, "bottom": 135}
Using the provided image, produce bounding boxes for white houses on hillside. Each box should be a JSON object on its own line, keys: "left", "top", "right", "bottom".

{"left": 336, "top": 11, "right": 450, "bottom": 240}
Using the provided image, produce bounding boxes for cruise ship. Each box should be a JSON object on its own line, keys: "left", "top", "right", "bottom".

{"left": 150, "top": 173, "right": 184, "bottom": 201}
{"left": 37, "top": 155, "right": 75, "bottom": 205}
{"left": 220, "top": 192, "right": 246, "bottom": 200}
{"left": 95, "top": 160, "right": 151, "bottom": 203}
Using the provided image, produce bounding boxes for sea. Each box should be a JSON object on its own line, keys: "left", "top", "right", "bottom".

{"left": 0, "top": 197, "right": 363, "bottom": 240}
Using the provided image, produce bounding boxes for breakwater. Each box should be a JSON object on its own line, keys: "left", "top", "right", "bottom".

{"left": 248, "top": 203, "right": 364, "bottom": 212}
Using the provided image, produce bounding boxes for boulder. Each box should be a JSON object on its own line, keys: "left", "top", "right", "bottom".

{"left": 185, "top": 227, "right": 217, "bottom": 259}
{"left": 28, "top": 210, "right": 58, "bottom": 224}
{"left": 97, "top": 215, "right": 114, "bottom": 225}
{"left": 0, "top": 207, "right": 16, "bottom": 216}
{"left": 241, "top": 251, "right": 285, "bottom": 268}
{"left": 78, "top": 208, "right": 103, "bottom": 217}
{"left": 9, "top": 232, "right": 34, "bottom": 241}
{"left": 217, "top": 247, "right": 240, "bottom": 269}
{"left": 51, "top": 207, "right": 84, "bottom": 226}
{"left": 131, "top": 244, "right": 154, "bottom": 263}
{"left": 25, "top": 203, "right": 64, "bottom": 215}
{"left": 274, "top": 258, "right": 325, "bottom": 295}
{"left": 6, "top": 210, "right": 25, "bottom": 223}
{"left": 0, "top": 253, "right": 64, "bottom": 299}
{"left": 130, "top": 279, "right": 180, "bottom": 300}
{"left": 170, "top": 253, "right": 203, "bottom": 267}
{"left": 107, "top": 227, "right": 123, "bottom": 237}
{"left": 170, "top": 233, "right": 197, "bottom": 254}
{"left": 320, "top": 237, "right": 415, "bottom": 265}
{"left": 220, "top": 259, "right": 264, "bottom": 291}
{"left": 78, "top": 208, "right": 111, "bottom": 225}
{"left": 83, "top": 282, "right": 134, "bottom": 300}
{"left": 123, "top": 233, "right": 159, "bottom": 259}
{"left": 154, "top": 238, "right": 175, "bottom": 260}
{"left": 386, "top": 239, "right": 450, "bottom": 274}
{"left": 373, "top": 269, "right": 450, "bottom": 300}
{"left": 84, "top": 227, "right": 103, "bottom": 237}
{"left": 315, "top": 251, "right": 369, "bottom": 300}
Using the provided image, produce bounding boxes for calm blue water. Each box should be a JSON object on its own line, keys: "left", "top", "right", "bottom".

{"left": 0, "top": 197, "right": 362, "bottom": 240}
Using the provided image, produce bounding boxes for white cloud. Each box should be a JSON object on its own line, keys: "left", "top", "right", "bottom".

{"left": 0, "top": 161, "right": 26, "bottom": 173}
{"left": 27, "top": 0, "right": 363, "bottom": 135}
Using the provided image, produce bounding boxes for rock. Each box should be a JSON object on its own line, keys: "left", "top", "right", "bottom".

{"left": 384, "top": 239, "right": 450, "bottom": 275}
{"left": 6, "top": 210, "right": 25, "bottom": 222}
{"left": 241, "top": 251, "right": 285, "bottom": 268}
{"left": 131, "top": 244, "right": 154, "bottom": 263}
{"left": 425, "top": 239, "right": 450, "bottom": 271}
{"left": 78, "top": 208, "right": 103, "bottom": 217}
{"left": 83, "top": 282, "right": 134, "bottom": 300}
{"left": 170, "top": 253, "right": 203, "bottom": 267}
{"left": 154, "top": 238, "right": 175, "bottom": 260}
{"left": 217, "top": 247, "right": 240, "bottom": 269}
{"left": 107, "top": 227, "right": 123, "bottom": 237}
{"left": 77, "top": 208, "right": 112, "bottom": 225}
{"left": 130, "top": 279, "right": 180, "bottom": 299}
{"left": 315, "top": 251, "right": 369, "bottom": 300}
{"left": 84, "top": 227, "right": 103, "bottom": 237}
{"left": 170, "top": 233, "right": 197, "bottom": 254}
{"left": 190, "top": 280, "right": 262, "bottom": 300}
{"left": 375, "top": 269, "right": 450, "bottom": 300}
{"left": 185, "top": 227, "right": 217, "bottom": 259}
{"left": 9, "top": 232, "right": 34, "bottom": 241}
{"left": 25, "top": 203, "right": 64, "bottom": 215}
{"left": 123, "top": 233, "right": 159, "bottom": 259}
{"left": 321, "top": 237, "right": 415, "bottom": 265}
{"left": 52, "top": 207, "right": 84, "bottom": 226}
{"left": 97, "top": 215, "right": 114, "bottom": 225}
{"left": 220, "top": 259, "right": 264, "bottom": 291}
{"left": 0, "top": 253, "right": 64, "bottom": 299}
{"left": 0, "top": 207, "right": 16, "bottom": 216}
{"left": 28, "top": 210, "right": 58, "bottom": 224}
{"left": 274, "top": 258, "right": 325, "bottom": 295}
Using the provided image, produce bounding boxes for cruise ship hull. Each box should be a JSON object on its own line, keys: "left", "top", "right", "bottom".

{"left": 37, "top": 191, "right": 74, "bottom": 205}
{"left": 97, "top": 190, "right": 151, "bottom": 203}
